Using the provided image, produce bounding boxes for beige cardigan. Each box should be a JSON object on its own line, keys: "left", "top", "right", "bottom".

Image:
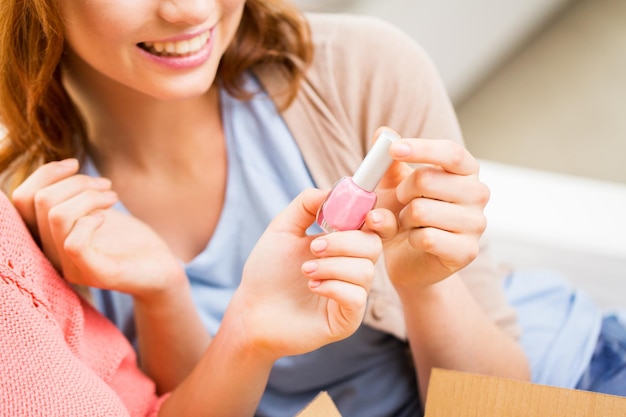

{"left": 255, "top": 13, "right": 519, "bottom": 340}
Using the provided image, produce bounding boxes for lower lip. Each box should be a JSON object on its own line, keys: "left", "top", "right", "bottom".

{"left": 138, "top": 31, "right": 215, "bottom": 70}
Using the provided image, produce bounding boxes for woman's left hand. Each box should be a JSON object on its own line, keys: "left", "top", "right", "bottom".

{"left": 366, "top": 132, "right": 490, "bottom": 290}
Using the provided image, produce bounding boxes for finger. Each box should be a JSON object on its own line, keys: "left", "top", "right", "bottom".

{"left": 269, "top": 188, "right": 328, "bottom": 235}
{"left": 36, "top": 181, "right": 114, "bottom": 270}
{"left": 308, "top": 278, "right": 369, "bottom": 321}
{"left": 62, "top": 211, "right": 107, "bottom": 286}
{"left": 64, "top": 212, "right": 105, "bottom": 255}
{"left": 309, "top": 230, "right": 382, "bottom": 263}
{"left": 389, "top": 138, "right": 479, "bottom": 176}
{"left": 378, "top": 159, "right": 414, "bottom": 192}
{"left": 408, "top": 227, "right": 480, "bottom": 268}
{"left": 398, "top": 198, "right": 487, "bottom": 235}
{"left": 11, "top": 159, "right": 81, "bottom": 234}
{"left": 362, "top": 208, "right": 399, "bottom": 242}
{"left": 395, "top": 165, "right": 490, "bottom": 206}
{"left": 33, "top": 174, "right": 112, "bottom": 243}
{"left": 34, "top": 174, "right": 113, "bottom": 215}
{"left": 302, "top": 256, "right": 376, "bottom": 293}
{"left": 48, "top": 189, "right": 119, "bottom": 245}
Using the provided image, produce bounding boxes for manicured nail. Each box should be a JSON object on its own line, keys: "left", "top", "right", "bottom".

{"left": 102, "top": 190, "right": 118, "bottom": 200}
{"left": 58, "top": 158, "right": 78, "bottom": 168}
{"left": 310, "top": 238, "right": 328, "bottom": 253}
{"left": 302, "top": 260, "right": 318, "bottom": 274}
{"left": 370, "top": 211, "right": 383, "bottom": 224}
{"left": 308, "top": 279, "right": 321, "bottom": 288}
{"left": 89, "top": 211, "right": 105, "bottom": 220}
{"left": 94, "top": 177, "right": 112, "bottom": 188}
{"left": 92, "top": 177, "right": 111, "bottom": 188}
{"left": 391, "top": 141, "right": 411, "bottom": 158}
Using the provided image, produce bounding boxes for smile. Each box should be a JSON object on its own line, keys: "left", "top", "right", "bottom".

{"left": 138, "top": 31, "right": 211, "bottom": 57}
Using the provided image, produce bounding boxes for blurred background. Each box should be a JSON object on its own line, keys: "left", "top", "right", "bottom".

{"left": 295, "top": 0, "right": 626, "bottom": 311}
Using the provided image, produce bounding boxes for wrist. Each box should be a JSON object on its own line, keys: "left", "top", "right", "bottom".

{"left": 218, "top": 301, "right": 280, "bottom": 367}
{"left": 395, "top": 273, "right": 461, "bottom": 307}
{"left": 133, "top": 265, "right": 190, "bottom": 313}
{"left": 219, "top": 291, "right": 286, "bottom": 365}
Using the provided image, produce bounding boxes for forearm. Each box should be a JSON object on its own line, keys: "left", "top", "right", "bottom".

{"left": 158, "top": 307, "right": 275, "bottom": 417}
{"left": 398, "top": 274, "right": 530, "bottom": 401}
{"left": 134, "top": 278, "right": 211, "bottom": 393}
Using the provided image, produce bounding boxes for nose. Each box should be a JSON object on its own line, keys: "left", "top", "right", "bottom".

{"left": 158, "top": 0, "right": 214, "bottom": 25}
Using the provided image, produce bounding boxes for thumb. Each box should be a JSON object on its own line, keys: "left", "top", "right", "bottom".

{"left": 378, "top": 159, "right": 410, "bottom": 190}
{"left": 364, "top": 208, "right": 399, "bottom": 242}
{"left": 268, "top": 188, "right": 328, "bottom": 235}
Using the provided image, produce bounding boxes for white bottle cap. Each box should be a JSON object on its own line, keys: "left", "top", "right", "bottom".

{"left": 352, "top": 129, "right": 401, "bottom": 192}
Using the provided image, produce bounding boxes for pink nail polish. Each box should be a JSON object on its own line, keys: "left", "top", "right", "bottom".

{"left": 316, "top": 130, "right": 400, "bottom": 232}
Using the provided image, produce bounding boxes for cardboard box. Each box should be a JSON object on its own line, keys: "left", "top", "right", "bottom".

{"left": 424, "top": 368, "right": 626, "bottom": 416}
{"left": 295, "top": 391, "right": 342, "bottom": 417}
{"left": 295, "top": 368, "right": 626, "bottom": 416}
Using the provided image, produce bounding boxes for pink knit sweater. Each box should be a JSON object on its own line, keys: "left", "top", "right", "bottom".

{"left": 0, "top": 191, "right": 167, "bottom": 416}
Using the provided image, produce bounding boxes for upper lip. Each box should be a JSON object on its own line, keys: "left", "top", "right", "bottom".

{"left": 140, "top": 26, "right": 214, "bottom": 45}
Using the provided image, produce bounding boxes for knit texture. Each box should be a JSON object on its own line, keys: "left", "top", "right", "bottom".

{"left": 0, "top": 192, "right": 165, "bottom": 416}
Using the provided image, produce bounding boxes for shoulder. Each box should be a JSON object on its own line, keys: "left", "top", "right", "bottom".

{"left": 0, "top": 193, "right": 50, "bottom": 310}
{"left": 256, "top": 13, "right": 461, "bottom": 186}
{"left": 0, "top": 191, "right": 79, "bottom": 319}
{"left": 303, "top": 13, "right": 460, "bottom": 142}
{"left": 306, "top": 12, "right": 422, "bottom": 55}
{"left": 305, "top": 13, "right": 436, "bottom": 88}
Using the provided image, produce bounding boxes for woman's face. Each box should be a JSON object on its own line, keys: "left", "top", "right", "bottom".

{"left": 58, "top": 0, "right": 245, "bottom": 101}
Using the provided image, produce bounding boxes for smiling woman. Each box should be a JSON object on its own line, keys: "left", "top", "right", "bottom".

{"left": 0, "top": 0, "right": 531, "bottom": 416}
{"left": 0, "top": 0, "right": 312, "bottom": 188}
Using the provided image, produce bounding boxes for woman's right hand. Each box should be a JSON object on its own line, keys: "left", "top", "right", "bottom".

{"left": 11, "top": 158, "right": 186, "bottom": 300}
{"left": 224, "top": 188, "right": 382, "bottom": 362}
{"left": 11, "top": 159, "right": 117, "bottom": 273}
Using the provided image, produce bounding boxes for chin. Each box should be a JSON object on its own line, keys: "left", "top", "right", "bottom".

{"left": 144, "top": 82, "right": 214, "bottom": 102}
{"left": 157, "top": 89, "right": 210, "bottom": 102}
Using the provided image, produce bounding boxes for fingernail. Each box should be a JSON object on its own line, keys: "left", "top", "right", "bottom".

{"left": 308, "top": 279, "right": 321, "bottom": 288}
{"left": 370, "top": 211, "right": 383, "bottom": 224}
{"left": 391, "top": 142, "right": 411, "bottom": 158}
{"left": 302, "top": 260, "right": 318, "bottom": 274}
{"left": 94, "top": 177, "right": 112, "bottom": 188}
{"left": 310, "top": 238, "right": 328, "bottom": 253}
{"left": 58, "top": 158, "right": 78, "bottom": 168}
{"left": 103, "top": 190, "right": 118, "bottom": 200}
{"left": 90, "top": 211, "right": 105, "bottom": 220}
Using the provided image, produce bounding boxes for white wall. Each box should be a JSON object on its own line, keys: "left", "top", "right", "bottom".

{"left": 296, "top": 0, "right": 572, "bottom": 104}
{"left": 479, "top": 160, "right": 626, "bottom": 311}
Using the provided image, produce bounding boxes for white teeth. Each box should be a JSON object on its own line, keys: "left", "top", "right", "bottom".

{"left": 142, "top": 31, "right": 210, "bottom": 57}
{"left": 189, "top": 37, "right": 202, "bottom": 52}
{"left": 177, "top": 40, "right": 191, "bottom": 54}
{"left": 153, "top": 42, "right": 165, "bottom": 53}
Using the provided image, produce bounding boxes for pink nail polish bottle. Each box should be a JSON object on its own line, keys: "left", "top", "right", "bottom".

{"left": 316, "top": 130, "right": 400, "bottom": 232}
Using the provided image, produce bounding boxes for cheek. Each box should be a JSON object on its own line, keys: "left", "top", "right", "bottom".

{"left": 63, "top": 24, "right": 125, "bottom": 80}
{"left": 217, "top": 0, "right": 246, "bottom": 41}
{"left": 61, "top": 4, "right": 146, "bottom": 76}
{"left": 223, "top": 0, "right": 247, "bottom": 13}
{"left": 61, "top": 1, "right": 144, "bottom": 51}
